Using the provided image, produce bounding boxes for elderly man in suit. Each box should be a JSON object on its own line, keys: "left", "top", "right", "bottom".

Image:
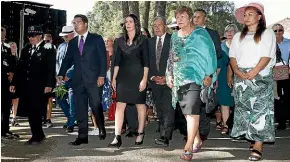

{"left": 148, "top": 16, "right": 174, "bottom": 147}
{"left": 57, "top": 14, "right": 107, "bottom": 145}
{"left": 10, "top": 26, "right": 56, "bottom": 145}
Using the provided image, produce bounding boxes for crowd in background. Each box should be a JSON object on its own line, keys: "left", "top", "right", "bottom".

{"left": 2, "top": 2, "right": 290, "bottom": 161}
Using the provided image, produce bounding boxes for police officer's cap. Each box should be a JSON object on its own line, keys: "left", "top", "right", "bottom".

{"left": 28, "top": 26, "right": 43, "bottom": 37}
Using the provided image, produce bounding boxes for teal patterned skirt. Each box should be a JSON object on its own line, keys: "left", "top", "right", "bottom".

{"left": 231, "top": 68, "right": 275, "bottom": 142}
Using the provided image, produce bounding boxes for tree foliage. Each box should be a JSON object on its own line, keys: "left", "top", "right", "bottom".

{"left": 87, "top": 1, "right": 242, "bottom": 38}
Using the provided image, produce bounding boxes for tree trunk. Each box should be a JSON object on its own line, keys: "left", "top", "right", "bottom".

{"left": 153, "top": 1, "right": 158, "bottom": 18}
{"left": 142, "top": 1, "right": 150, "bottom": 28}
{"left": 129, "top": 1, "right": 140, "bottom": 20}
{"left": 122, "top": 1, "right": 129, "bottom": 18}
{"left": 156, "top": 1, "right": 166, "bottom": 17}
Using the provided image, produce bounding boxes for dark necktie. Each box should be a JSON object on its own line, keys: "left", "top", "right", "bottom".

{"left": 79, "top": 36, "right": 84, "bottom": 55}
{"left": 156, "top": 37, "right": 162, "bottom": 71}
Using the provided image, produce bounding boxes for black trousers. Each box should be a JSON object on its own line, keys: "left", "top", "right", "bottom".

{"left": 74, "top": 82, "right": 105, "bottom": 138}
{"left": 175, "top": 103, "right": 187, "bottom": 136}
{"left": 275, "top": 79, "right": 290, "bottom": 125}
{"left": 1, "top": 83, "right": 12, "bottom": 136}
{"left": 18, "top": 83, "right": 46, "bottom": 141}
{"left": 123, "top": 104, "right": 138, "bottom": 131}
{"left": 199, "top": 103, "right": 211, "bottom": 137}
{"left": 152, "top": 85, "right": 175, "bottom": 140}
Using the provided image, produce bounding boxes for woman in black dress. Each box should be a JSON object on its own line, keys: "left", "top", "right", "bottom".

{"left": 109, "top": 14, "right": 149, "bottom": 148}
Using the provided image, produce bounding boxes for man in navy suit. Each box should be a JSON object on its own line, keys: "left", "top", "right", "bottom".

{"left": 57, "top": 14, "right": 107, "bottom": 145}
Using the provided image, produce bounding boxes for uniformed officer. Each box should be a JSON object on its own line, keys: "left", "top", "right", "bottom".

{"left": 10, "top": 26, "right": 56, "bottom": 145}
{"left": 1, "top": 24, "right": 17, "bottom": 139}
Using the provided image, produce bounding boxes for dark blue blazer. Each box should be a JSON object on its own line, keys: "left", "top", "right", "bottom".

{"left": 58, "top": 32, "right": 107, "bottom": 87}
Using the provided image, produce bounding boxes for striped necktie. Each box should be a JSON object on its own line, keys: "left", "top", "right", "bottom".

{"left": 156, "top": 37, "right": 162, "bottom": 71}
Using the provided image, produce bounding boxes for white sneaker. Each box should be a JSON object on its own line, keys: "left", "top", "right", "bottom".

{"left": 88, "top": 128, "right": 99, "bottom": 135}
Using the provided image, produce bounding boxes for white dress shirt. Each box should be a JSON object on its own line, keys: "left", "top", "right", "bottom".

{"left": 151, "top": 33, "right": 167, "bottom": 81}
{"left": 31, "top": 40, "right": 43, "bottom": 55}
{"left": 78, "top": 30, "right": 89, "bottom": 46}
{"left": 155, "top": 33, "right": 166, "bottom": 51}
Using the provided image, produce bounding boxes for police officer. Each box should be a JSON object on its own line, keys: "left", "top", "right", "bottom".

{"left": 1, "top": 24, "right": 17, "bottom": 139}
{"left": 10, "top": 26, "right": 56, "bottom": 145}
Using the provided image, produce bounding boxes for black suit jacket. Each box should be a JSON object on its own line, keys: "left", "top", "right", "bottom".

{"left": 58, "top": 32, "right": 107, "bottom": 87}
{"left": 205, "top": 27, "right": 222, "bottom": 60}
{"left": 13, "top": 41, "right": 56, "bottom": 89}
{"left": 148, "top": 33, "right": 171, "bottom": 87}
{"left": 2, "top": 43, "right": 16, "bottom": 88}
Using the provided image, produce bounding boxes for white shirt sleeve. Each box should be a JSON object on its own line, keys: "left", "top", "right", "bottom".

{"left": 259, "top": 29, "right": 276, "bottom": 58}
{"left": 229, "top": 32, "right": 240, "bottom": 58}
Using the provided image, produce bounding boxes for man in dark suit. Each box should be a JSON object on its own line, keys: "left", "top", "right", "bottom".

{"left": 10, "top": 26, "right": 56, "bottom": 144}
{"left": 193, "top": 9, "right": 221, "bottom": 142}
{"left": 57, "top": 14, "right": 107, "bottom": 145}
{"left": 193, "top": 9, "right": 222, "bottom": 60}
{"left": 148, "top": 16, "right": 174, "bottom": 146}
{"left": 1, "top": 24, "right": 17, "bottom": 139}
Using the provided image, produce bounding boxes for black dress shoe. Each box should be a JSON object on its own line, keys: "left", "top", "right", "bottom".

{"left": 125, "top": 131, "right": 137, "bottom": 138}
{"left": 69, "top": 137, "right": 88, "bottom": 145}
{"left": 155, "top": 137, "right": 169, "bottom": 147}
{"left": 66, "top": 126, "right": 74, "bottom": 133}
{"left": 24, "top": 138, "right": 44, "bottom": 145}
{"left": 99, "top": 128, "right": 106, "bottom": 140}
{"left": 6, "top": 131, "right": 20, "bottom": 138}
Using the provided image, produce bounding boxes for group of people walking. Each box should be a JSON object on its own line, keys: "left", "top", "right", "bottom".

{"left": 2, "top": 2, "right": 290, "bottom": 162}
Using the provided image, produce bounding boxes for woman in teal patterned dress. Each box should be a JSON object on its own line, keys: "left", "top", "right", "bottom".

{"left": 217, "top": 24, "right": 238, "bottom": 135}
{"left": 166, "top": 6, "right": 217, "bottom": 161}
{"left": 229, "top": 3, "right": 276, "bottom": 161}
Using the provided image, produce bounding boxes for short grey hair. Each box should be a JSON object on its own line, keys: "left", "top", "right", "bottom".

{"left": 272, "top": 23, "right": 284, "bottom": 30}
{"left": 224, "top": 24, "right": 239, "bottom": 34}
{"left": 154, "top": 16, "right": 167, "bottom": 25}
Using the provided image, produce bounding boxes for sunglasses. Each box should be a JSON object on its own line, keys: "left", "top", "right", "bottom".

{"left": 171, "top": 26, "right": 180, "bottom": 30}
{"left": 274, "top": 29, "right": 284, "bottom": 33}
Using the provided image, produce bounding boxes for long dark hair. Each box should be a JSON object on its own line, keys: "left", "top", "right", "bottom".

{"left": 239, "top": 7, "right": 266, "bottom": 43}
{"left": 142, "top": 28, "right": 151, "bottom": 38}
{"left": 123, "top": 14, "right": 142, "bottom": 45}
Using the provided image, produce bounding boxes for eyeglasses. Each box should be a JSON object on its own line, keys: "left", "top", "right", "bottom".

{"left": 274, "top": 29, "right": 284, "bottom": 33}
{"left": 72, "top": 21, "right": 83, "bottom": 26}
